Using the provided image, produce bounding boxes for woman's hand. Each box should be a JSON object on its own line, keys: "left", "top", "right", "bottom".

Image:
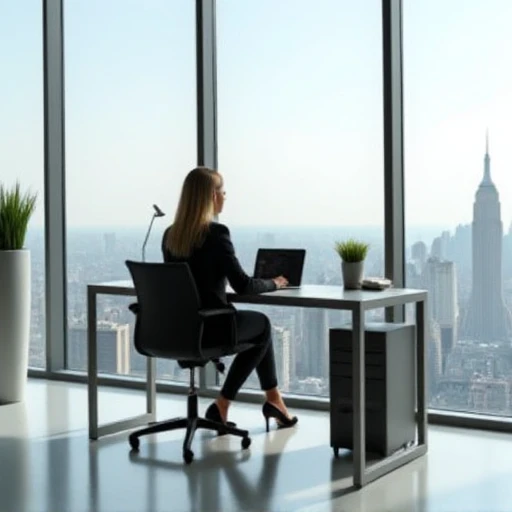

{"left": 273, "top": 276, "right": 289, "bottom": 289}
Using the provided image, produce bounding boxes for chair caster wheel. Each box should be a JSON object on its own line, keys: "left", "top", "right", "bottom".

{"left": 241, "top": 436, "right": 251, "bottom": 450}
{"left": 183, "top": 449, "right": 194, "bottom": 464}
{"left": 333, "top": 447, "right": 340, "bottom": 458}
{"left": 129, "top": 435, "right": 140, "bottom": 451}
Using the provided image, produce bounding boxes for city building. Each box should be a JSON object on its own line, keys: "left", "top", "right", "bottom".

{"left": 68, "top": 321, "right": 130, "bottom": 375}
{"left": 273, "top": 326, "right": 292, "bottom": 391}
{"left": 461, "top": 137, "right": 512, "bottom": 342}
{"left": 469, "top": 376, "right": 510, "bottom": 413}
{"left": 411, "top": 241, "right": 427, "bottom": 272}
{"left": 423, "top": 258, "right": 458, "bottom": 373}
{"left": 427, "top": 321, "right": 443, "bottom": 399}
{"left": 301, "top": 308, "right": 329, "bottom": 380}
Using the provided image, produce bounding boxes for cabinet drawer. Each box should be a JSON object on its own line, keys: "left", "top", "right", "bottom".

{"left": 330, "top": 349, "right": 385, "bottom": 366}
{"left": 330, "top": 363, "right": 386, "bottom": 379}
{"left": 330, "top": 338, "right": 386, "bottom": 353}
{"left": 330, "top": 377, "right": 386, "bottom": 402}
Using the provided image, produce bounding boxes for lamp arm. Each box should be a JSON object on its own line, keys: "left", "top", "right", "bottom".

{"left": 141, "top": 214, "right": 157, "bottom": 262}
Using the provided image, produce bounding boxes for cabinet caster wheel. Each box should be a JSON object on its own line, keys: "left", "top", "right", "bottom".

{"left": 241, "top": 436, "right": 251, "bottom": 450}
{"left": 333, "top": 447, "right": 340, "bottom": 458}
{"left": 183, "top": 449, "right": 194, "bottom": 464}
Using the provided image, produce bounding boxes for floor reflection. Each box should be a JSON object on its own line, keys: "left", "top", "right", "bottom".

{"left": 4, "top": 380, "right": 512, "bottom": 512}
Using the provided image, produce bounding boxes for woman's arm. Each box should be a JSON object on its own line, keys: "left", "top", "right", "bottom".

{"left": 215, "top": 224, "right": 277, "bottom": 294}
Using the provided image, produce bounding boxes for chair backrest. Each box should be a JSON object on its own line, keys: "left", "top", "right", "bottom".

{"left": 125, "top": 260, "right": 204, "bottom": 360}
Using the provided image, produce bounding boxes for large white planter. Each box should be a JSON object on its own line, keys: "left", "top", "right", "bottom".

{"left": 0, "top": 250, "right": 31, "bottom": 404}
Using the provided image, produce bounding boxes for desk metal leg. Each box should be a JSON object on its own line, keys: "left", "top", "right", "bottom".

{"left": 349, "top": 299, "right": 428, "bottom": 488}
{"left": 352, "top": 305, "right": 366, "bottom": 488}
{"left": 88, "top": 287, "right": 155, "bottom": 440}
{"left": 88, "top": 288, "right": 99, "bottom": 440}
{"left": 416, "top": 299, "right": 427, "bottom": 446}
{"left": 147, "top": 356, "right": 156, "bottom": 418}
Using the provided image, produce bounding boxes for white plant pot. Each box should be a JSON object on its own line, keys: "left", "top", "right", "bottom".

{"left": 0, "top": 250, "right": 31, "bottom": 404}
{"left": 342, "top": 261, "right": 364, "bottom": 290}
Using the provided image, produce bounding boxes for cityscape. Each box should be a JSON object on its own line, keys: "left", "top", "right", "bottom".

{"left": 24, "top": 141, "right": 512, "bottom": 416}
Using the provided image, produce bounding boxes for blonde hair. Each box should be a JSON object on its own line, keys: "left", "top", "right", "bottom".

{"left": 166, "top": 167, "right": 221, "bottom": 257}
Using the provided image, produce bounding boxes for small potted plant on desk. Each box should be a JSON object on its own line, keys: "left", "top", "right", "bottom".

{"left": 334, "top": 238, "right": 369, "bottom": 290}
{"left": 0, "top": 182, "right": 37, "bottom": 404}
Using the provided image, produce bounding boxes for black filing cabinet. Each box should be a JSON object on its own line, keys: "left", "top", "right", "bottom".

{"left": 329, "top": 322, "right": 416, "bottom": 457}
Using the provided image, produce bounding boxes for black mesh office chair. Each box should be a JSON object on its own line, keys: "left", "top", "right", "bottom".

{"left": 125, "top": 260, "right": 251, "bottom": 464}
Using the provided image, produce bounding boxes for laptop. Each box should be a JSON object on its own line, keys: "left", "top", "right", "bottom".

{"left": 253, "top": 248, "right": 306, "bottom": 289}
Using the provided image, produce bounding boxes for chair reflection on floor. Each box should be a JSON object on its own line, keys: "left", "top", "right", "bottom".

{"left": 125, "top": 427, "right": 297, "bottom": 512}
{"left": 127, "top": 439, "right": 248, "bottom": 511}
{"left": 89, "top": 425, "right": 428, "bottom": 512}
{"left": 220, "top": 430, "right": 295, "bottom": 511}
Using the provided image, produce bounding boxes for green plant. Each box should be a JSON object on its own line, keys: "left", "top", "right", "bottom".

{"left": 0, "top": 182, "right": 37, "bottom": 250}
{"left": 334, "top": 238, "right": 369, "bottom": 263}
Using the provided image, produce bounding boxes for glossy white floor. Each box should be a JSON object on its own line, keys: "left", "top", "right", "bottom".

{"left": 1, "top": 380, "right": 512, "bottom": 512}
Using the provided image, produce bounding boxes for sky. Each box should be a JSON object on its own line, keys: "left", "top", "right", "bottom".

{"left": 2, "top": 0, "right": 512, "bottom": 232}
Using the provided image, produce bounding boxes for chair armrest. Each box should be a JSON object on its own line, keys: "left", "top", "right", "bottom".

{"left": 198, "top": 308, "right": 236, "bottom": 319}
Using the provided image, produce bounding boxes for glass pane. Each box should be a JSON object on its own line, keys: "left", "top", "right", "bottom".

{"left": 217, "top": 0, "right": 384, "bottom": 396}
{"left": 405, "top": 0, "right": 512, "bottom": 415}
{"left": 0, "top": 1, "right": 45, "bottom": 368}
{"left": 64, "top": 0, "right": 196, "bottom": 382}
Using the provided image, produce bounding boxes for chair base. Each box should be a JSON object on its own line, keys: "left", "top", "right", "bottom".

{"left": 128, "top": 392, "right": 251, "bottom": 464}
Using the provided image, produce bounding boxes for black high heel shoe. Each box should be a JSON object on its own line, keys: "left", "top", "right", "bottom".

{"left": 205, "top": 403, "right": 237, "bottom": 435}
{"left": 262, "top": 402, "right": 298, "bottom": 432}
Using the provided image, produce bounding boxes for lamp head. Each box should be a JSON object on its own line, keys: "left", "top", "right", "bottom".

{"left": 152, "top": 204, "right": 165, "bottom": 217}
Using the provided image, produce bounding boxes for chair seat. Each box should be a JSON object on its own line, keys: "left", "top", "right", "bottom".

{"left": 177, "top": 360, "right": 208, "bottom": 369}
{"left": 176, "top": 342, "right": 255, "bottom": 369}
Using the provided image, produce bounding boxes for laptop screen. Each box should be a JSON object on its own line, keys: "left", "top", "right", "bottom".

{"left": 253, "top": 249, "right": 306, "bottom": 286}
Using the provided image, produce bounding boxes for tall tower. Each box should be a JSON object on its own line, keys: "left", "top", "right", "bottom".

{"left": 424, "top": 258, "right": 458, "bottom": 372}
{"left": 411, "top": 241, "right": 427, "bottom": 273}
{"left": 273, "top": 326, "right": 291, "bottom": 391}
{"left": 301, "top": 308, "right": 328, "bottom": 378}
{"left": 462, "top": 135, "right": 512, "bottom": 341}
{"left": 68, "top": 321, "right": 131, "bottom": 374}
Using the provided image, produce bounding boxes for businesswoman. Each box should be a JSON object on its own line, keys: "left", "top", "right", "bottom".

{"left": 162, "top": 167, "right": 297, "bottom": 431}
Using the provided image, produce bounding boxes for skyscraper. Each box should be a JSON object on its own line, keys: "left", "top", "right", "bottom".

{"left": 301, "top": 308, "right": 328, "bottom": 379}
{"left": 68, "top": 321, "right": 131, "bottom": 374}
{"left": 273, "top": 326, "right": 291, "bottom": 391}
{"left": 431, "top": 231, "right": 450, "bottom": 261}
{"left": 411, "top": 241, "right": 427, "bottom": 273}
{"left": 462, "top": 136, "right": 512, "bottom": 342}
{"left": 427, "top": 321, "right": 442, "bottom": 399}
{"left": 424, "top": 258, "right": 458, "bottom": 372}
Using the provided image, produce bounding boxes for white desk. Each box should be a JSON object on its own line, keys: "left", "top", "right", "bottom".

{"left": 87, "top": 281, "right": 427, "bottom": 488}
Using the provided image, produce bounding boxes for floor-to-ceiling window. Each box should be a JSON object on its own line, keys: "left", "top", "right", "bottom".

{"left": 63, "top": 0, "right": 196, "bottom": 382}
{"left": 0, "top": 1, "right": 45, "bottom": 368}
{"left": 404, "top": 0, "right": 512, "bottom": 416}
{"left": 216, "top": 0, "right": 384, "bottom": 396}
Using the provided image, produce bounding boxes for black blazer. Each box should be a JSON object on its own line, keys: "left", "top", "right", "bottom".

{"left": 161, "top": 222, "right": 276, "bottom": 309}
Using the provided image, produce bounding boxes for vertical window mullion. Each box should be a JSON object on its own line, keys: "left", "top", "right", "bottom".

{"left": 196, "top": 0, "right": 218, "bottom": 390}
{"left": 43, "top": 0, "right": 68, "bottom": 370}
{"left": 382, "top": 0, "right": 405, "bottom": 322}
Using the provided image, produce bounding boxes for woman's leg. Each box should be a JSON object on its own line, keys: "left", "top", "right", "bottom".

{"left": 213, "top": 311, "right": 292, "bottom": 422}
{"left": 220, "top": 311, "right": 277, "bottom": 400}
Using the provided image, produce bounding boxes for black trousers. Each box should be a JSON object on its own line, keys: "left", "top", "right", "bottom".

{"left": 220, "top": 310, "right": 278, "bottom": 401}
